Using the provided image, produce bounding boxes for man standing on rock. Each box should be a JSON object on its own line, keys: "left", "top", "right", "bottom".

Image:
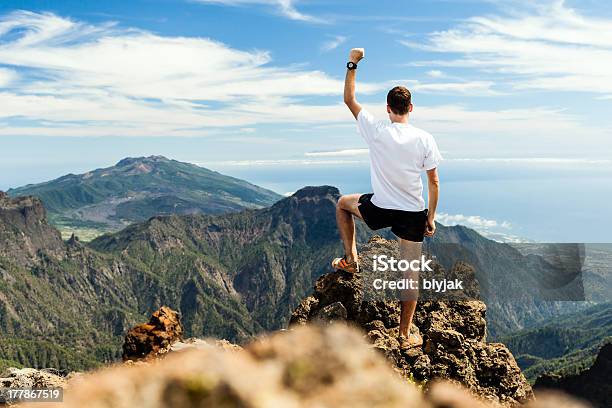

{"left": 332, "top": 48, "right": 442, "bottom": 348}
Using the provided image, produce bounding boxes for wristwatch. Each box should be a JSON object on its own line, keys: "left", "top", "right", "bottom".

{"left": 347, "top": 61, "right": 358, "bottom": 70}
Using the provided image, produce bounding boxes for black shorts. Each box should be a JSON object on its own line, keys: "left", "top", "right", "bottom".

{"left": 357, "top": 193, "right": 428, "bottom": 242}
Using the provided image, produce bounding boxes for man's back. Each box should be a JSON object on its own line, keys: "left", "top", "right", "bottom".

{"left": 357, "top": 109, "right": 442, "bottom": 212}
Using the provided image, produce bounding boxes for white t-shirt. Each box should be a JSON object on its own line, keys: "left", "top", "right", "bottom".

{"left": 357, "top": 109, "right": 442, "bottom": 212}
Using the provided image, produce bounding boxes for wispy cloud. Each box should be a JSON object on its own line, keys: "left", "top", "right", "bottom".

{"left": 437, "top": 212, "right": 511, "bottom": 229}
{"left": 426, "top": 70, "right": 444, "bottom": 78}
{"left": 0, "top": 11, "right": 378, "bottom": 136}
{"left": 409, "top": 80, "right": 499, "bottom": 95}
{"left": 0, "top": 10, "right": 605, "bottom": 140}
{"left": 359, "top": 103, "right": 602, "bottom": 139}
{"left": 305, "top": 148, "right": 368, "bottom": 157}
{"left": 191, "top": 0, "right": 321, "bottom": 22}
{"left": 195, "top": 158, "right": 366, "bottom": 166}
{"left": 0, "top": 68, "right": 17, "bottom": 87}
{"left": 447, "top": 157, "right": 612, "bottom": 165}
{"left": 402, "top": 1, "right": 612, "bottom": 95}
{"left": 436, "top": 212, "right": 530, "bottom": 242}
{"left": 320, "top": 35, "right": 347, "bottom": 52}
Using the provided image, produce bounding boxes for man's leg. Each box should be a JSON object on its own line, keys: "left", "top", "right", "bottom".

{"left": 336, "top": 194, "right": 363, "bottom": 263}
{"left": 398, "top": 238, "right": 423, "bottom": 338}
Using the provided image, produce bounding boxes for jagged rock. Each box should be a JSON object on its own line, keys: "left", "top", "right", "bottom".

{"left": 21, "top": 325, "right": 427, "bottom": 408}
{"left": 0, "top": 193, "right": 64, "bottom": 266}
{"left": 290, "top": 237, "right": 534, "bottom": 406}
{"left": 535, "top": 342, "right": 611, "bottom": 408}
{"left": 0, "top": 367, "right": 67, "bottom": 389}
{"left": 313, "top": 301, "right": 348, "bottom": 323}
{"left": 20, "top": 324, "right": 587, "bottom": 408}
{"left": 122, "top": 306, "right": 184, "bottom": 361}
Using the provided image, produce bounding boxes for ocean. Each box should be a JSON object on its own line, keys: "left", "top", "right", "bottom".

{"left": 212, "top": 160, "right": 612, "bottom": 243}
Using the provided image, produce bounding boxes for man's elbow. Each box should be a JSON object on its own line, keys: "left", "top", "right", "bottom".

{"left": 344, "top": 96, "right": 354, "bottom": 106}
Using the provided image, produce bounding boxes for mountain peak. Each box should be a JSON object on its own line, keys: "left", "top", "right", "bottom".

{"left": 115, "top": 155, "right": 171, "bottom": 167}
{"left": 0, "top": 192, "right": 64, "bottom": 265}
{"left": 270, "top": 186, "right": 340, "bottom": 215}
{"left": 9, "top": 157, "right": 280, "bottom": 235}
{"left": 291, "top": 185, "right": 340, "bottom": 199}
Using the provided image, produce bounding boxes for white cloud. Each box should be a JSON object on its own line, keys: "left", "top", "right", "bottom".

{"left": 436, "top": 212, "right": 530, "bottom": 242}
{"left": 402, "top": 1, "right": 612, "bottom": 95}
{"left": 426, "top": 70, "right": 444, "bottom": 78}
{"left": 409, "top": 80, "right": 499, "bottom": 95}
{"left": 192, "top": 0, "right": 320, "bottom": 22}
{"left": 0, "top": 68, "right": 17, "bottom": 87}
{"left": 359, "top": 103, "right": 602, "bottom": 139}
{"left": 305, "top": 148, "right": 368, "bottom": 157}
{"left": 437, "top": 212, "right": 509, "bottom": 229}
{"left": 436, "top": 213, "right": 512, "bottom": 231}
{"left": 196, "top": 158, "right": 366, "bottom": 166}
{"left": 0, "top": 10, "right": 605, "bottom": 140}
{"left": 0, "top": 11, "right": 381, "bottom": 136}
{"left": 448, "top": 157, "right": 612, "bottom": 165}
{"left": 321, "top": 35, "right": 347, "bottom": 52}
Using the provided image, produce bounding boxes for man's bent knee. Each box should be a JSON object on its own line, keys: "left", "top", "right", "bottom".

{"left": 338, "top": 195, "right": 354, "bottom": 210}
{"left": 337, "top": 194, "right": 362, "bottom": 218}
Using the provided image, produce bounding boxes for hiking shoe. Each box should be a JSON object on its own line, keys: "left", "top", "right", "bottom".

{"left": 399, "top": 332, "right": 423, "bottom": 349}
{"left": 331, "top": 257, "right": 359, "bottom": 274}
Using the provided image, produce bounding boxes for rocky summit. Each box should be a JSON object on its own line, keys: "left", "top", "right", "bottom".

{"left": 290, "top": 236, "right": 533, "bottom": 406}
{"left": 0, "top": 192, "right": 64, "bottom": 266}
{"left": 17, "top": 319, "right": 589, "bottom": 408}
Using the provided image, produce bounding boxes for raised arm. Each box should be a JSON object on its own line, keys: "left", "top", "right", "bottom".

{"left": 425, "top": 168, "right": 440, "bottom": 237}
{"left": 344, "top": 48, "right": 364, "bottom": 119}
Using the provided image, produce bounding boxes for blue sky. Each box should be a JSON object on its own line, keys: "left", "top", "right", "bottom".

{"left": 0, "top": 0, "right": 611, "bottom": 241}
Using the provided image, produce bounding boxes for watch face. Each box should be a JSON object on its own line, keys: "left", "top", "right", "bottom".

{"left": 347, "top": 62, "right": 357, "bottom": 69}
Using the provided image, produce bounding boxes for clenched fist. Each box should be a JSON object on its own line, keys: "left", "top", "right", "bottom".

{"left": 349, "top": 48, "right": 364, "bottom": 63}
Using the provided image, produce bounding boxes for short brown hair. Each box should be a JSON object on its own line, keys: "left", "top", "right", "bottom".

{"left": 387, "top": 86, "right": 412, "bottom": 115}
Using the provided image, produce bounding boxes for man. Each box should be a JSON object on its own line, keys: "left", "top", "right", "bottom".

{"left": 331, "top": 48, "right": 441, "bottom": 348}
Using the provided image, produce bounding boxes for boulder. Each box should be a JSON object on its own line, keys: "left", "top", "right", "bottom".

{"left": 0, "top": 367, "right": 67, "bottom": 389}
{"left": 290, "top": 237, "right": 533, "bottom": 406}
{"left": 122, "top": 306, "right": 184, "bottom": 361}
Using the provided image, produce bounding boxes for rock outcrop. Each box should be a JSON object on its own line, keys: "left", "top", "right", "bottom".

{"left": 122, "top": 306, "right": 243, "bottom": 361}
{"left": 0, "top": 367, "right": 67, "bottom": 389}
{"left": 21, "top": 324, "right": 588, "bottom": 408}
{"left": 0, "top": 192, "right": 64, "bottom": 266}
{"left": 535, "top": 342, "right": 611, "bottom": 408}
{"left": 291, "top": 237, "right": 533, "bottom": 406}
{"left": 122, "top": 306, "right": 184, "bottom": 361}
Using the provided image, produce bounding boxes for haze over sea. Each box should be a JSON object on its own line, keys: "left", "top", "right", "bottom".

{"left": 214, "top": 161, "right": 612, "bottom": 244}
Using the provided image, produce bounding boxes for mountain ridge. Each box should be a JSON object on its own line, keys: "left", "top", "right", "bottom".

{"left": 7, "top": 156, "right": 281, "bottom": 239}
{"left": 1, "top": 185, "right": 608, "bottom": 380}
